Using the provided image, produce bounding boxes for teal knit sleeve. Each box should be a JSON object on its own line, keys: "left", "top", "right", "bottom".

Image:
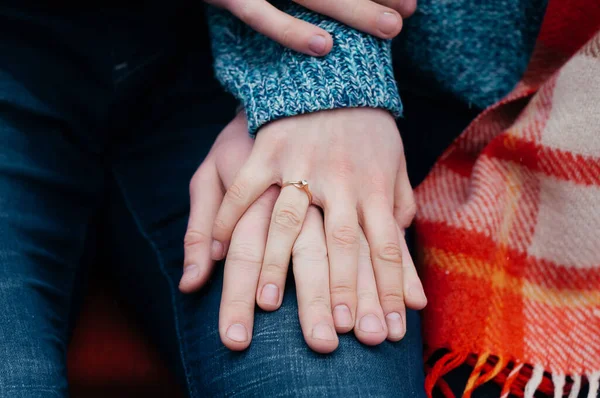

{"left": 207, "top": 3, "right": 402, "bottom": 136}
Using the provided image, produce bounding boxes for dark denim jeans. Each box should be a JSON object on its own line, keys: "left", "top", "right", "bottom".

{"left": 0, "top": 3, "right": 426, "bottom": 397}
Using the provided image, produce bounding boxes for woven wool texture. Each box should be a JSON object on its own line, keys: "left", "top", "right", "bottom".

{"left": 393, "top": 0, "right": 548, "bottom": 109}
{"left": 208, "top": 3, "right": 401, "bottom": 136}
{"left": 209, "top": 0, "right": 547, "bottom": 135}
{"left": 415, "top": 1, "right": 600, "bottom": 397}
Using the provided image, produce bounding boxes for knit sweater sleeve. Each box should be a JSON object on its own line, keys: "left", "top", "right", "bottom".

{"left": 207, "top": 3, "right": 402, "bottom": 136}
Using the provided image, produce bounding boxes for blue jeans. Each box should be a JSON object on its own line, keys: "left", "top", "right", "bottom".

{"left": 0, "top": 3, "right": 425, "bottom": 397}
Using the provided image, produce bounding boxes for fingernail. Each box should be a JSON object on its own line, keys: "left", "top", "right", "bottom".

{"left": 333, "top": 305, "right": 353, "bottom": 328}
{"left": 182, "top": 264, "right": 200, "bottom": 279}
{"left": 211, "top": 240, "right": 224, "bottom": 259}
{"left": 226, "top": 323, "right": 248, "bottom": 342}
{"left": 377, "top": 12, "right": 399, "bottom": 35}
{"left": 358, "top": 314, "right": 384, "bottom": 333}
{"left": 260, "top": 284, "right": 280, "bottom": 306}
{"left": 312, "top": 322, "right": 335, "bottom": 341}
{"left": 308, "top": 35, "right": 327, "bottom": 55}
{"left": 385, "top": 312, "right": 405, "bottom": 338}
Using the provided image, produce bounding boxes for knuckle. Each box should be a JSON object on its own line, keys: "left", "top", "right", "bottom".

{"left": 331, "top": 225, "right": 358, "bottom": 248}
{"left": 226, "top": 243, "right": 263, "bottom": 268}
{"left": 213, "top": 217, "right": 228, "bottom": 233}
{"left": 375, "top": 242, "right": 403, "bottom": 264}
{"left": 273, "top": 205, "right": 303, "bottom": 230}
{"left": 348, "top": 0, "right": 361, "bottom": 25}
{"left": 183, "top": 229, "right": 211, "bottom": 249}
{"left": 225, "top": 297, "right": 254, "bottom": 312}
{"left": 306, "top": 295, "right": 331, "bottom": 312}
{"left": 292, "top": 239, "right": 328, "bottom": 262}
{"left": 262, "top": 261, "right": 288, "bottom": 277}
{"left": 226, "top": 181, "right": 247, "bottom": 203}
{"left": 329, "top": 282, "right": 355, "bottom": 298}
{"left": 379, "top": 288, "right": 404, "bottom": 306}
{"left": 279, "top": 23, "right": 294, "bottom": 49}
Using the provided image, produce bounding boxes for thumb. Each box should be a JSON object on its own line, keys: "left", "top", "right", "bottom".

{"left": 179, "top": 161, "right": 224, "bottom": 293}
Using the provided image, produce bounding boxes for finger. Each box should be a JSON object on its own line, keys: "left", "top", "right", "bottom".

{"left": 219, "top": 187, "right": 279, "bottom": 351}
{"left": 257, "top": 184, "right": 310, "bottom": 311}
{"left": 398, "top": 225, "right": 427, "bottom": 310}
{"left": 292, "top": 206, "right": 339, "bottom": 353}
{"left": 224, "top": 0, "right": 333, "bottom": 56}
{"left": 212, "top": 159, "right": 275, "bottom": 259}
{"left": 324, "top": 198, "right": 360, "bottom": 334}
{"left": 294, "top": 0, "right": 403, "bottom": 39}
{"left": 393, "top": 168, "right": 417, "bottom": 229}
{"left": 360, "top": 196, "right": 406, "bottom": 341}
{"left": 353, "top": 227, "right": 388, "bottom": 345}
{"left": 393, "top": 167, "right": 426, "bottom": 309}
{"left": 180, "top": 163, "right": 223, "bottom": 293}
{"left": 374, "top": 0, "right": 417, "bottom": 18}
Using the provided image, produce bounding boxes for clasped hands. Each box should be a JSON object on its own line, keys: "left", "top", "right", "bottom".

{"left": 180, "top": 109, "right": 426, "bottom": 354}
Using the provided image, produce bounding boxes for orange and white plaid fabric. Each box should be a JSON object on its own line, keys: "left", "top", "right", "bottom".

{"left": 415, "top": 1, "right": 600, "bottom": 397}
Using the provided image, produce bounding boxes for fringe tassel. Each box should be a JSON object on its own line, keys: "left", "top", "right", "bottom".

{"left": 425, "top": 351, "right": 469, "bottom": 398}
{"left": 437, "top": 377, "right": 456, "bottom": 398}
{"left": 569, "top": 375, "right": 581, "bottom": 398}
{"left": 568, "top": 375, "right": 582, "bottom": 398}
{"left": 501, "top": 363, "right": 524, "bottom": 398}
{"left": 426, "top": 348, "right": 600, "bottom": 398}
{"left": 524, "top": 364, "right": 543, "bottom": 398}
{"left": 474, "top": 356, "right": 509, "bottom": 389}
{"left": 587, "top": 372, "right": 600, "bottom": 398}
{"left": 463, "top": 353, "right": 491, "bottom": 398}
{"left": 552, "top": 373, "right": 566, "bottom": 398}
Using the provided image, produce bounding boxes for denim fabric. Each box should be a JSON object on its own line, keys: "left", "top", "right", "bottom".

{"left": 0, "top": 3, "right": 425, "bottom": 397}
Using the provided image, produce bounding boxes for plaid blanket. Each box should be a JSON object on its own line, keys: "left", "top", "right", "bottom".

{"left": 415, "top": 1, "right": 600, "bottom": 397}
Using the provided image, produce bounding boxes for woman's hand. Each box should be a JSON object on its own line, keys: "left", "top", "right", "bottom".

{"left": 180, "top": 112, "right": 424, "bottom": 352}
{"left": 211, "top": 108, "right": 427, "bottom": 340}
{"left": 206, "top": 0, "right": 417, "bottom": 56}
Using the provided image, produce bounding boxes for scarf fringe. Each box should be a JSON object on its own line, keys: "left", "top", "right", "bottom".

{"left": 425, "top": 349, "right": 600, "bottom": 398}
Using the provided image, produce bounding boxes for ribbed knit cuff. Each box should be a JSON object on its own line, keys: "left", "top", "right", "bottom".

{"left": 209, "top": 4, "right": 402, "bottom": 136}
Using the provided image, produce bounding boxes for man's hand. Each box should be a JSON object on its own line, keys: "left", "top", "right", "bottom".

{"left": 206, "top": 0, "right": 417, "bottom": 56}
{"left": 180, "top": 112, "right": 425, "bottom": 353}
{"left": 210, "top": 108, "right": 427, "bottom": 343}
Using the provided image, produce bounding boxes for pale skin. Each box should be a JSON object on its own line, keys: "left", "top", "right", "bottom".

{"left": 205, "top": 0, "right": 417, "bottom": 56}
{"left": 181, "top": 0, "right": 424, "bottom": 352}
{"left": 180, "top": 111, "right": 426, "bottom": 353}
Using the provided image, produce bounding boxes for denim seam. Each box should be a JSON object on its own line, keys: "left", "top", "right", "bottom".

{"left": 112, "top": 171, "right": 196, "bottom": 397}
